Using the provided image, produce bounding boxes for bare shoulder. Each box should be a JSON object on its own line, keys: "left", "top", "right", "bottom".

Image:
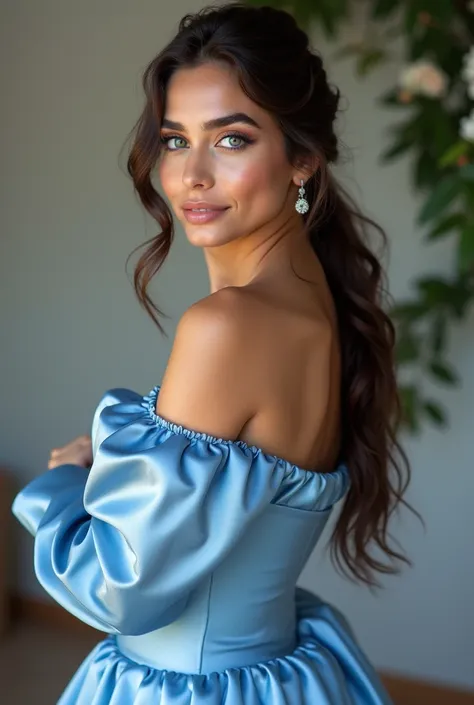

{"left": 176, "top": 286, "right": 254, "bottom": 356}
{"left": 183, "top": 286, "right": 252, "bottom": 333}
{"left": 155, "top": 287, "right": 258, "bottom": 439}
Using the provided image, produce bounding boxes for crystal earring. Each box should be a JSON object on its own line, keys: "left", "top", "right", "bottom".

{"left": 295, "top": 179, "right": 309, "bottom": 214}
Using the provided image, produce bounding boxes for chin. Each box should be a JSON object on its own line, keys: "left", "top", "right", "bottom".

{"left": 184, "top": 226, "right": 236, "bottom": 248}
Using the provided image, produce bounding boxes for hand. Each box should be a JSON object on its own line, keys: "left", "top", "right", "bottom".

{"left": 48, "top": 434, "right": 93, "bottom": 470}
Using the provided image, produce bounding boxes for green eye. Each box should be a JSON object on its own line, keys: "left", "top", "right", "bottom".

{"left": 160, "top": 132, "right": 253, "bottom": 152}
{"left": 161, "top": 136, "right": 187, "bottom": 150}
{"left": 218, "top": 133, "right": 254, "bottom": 150}
{"left": 221, "top": 135, "right": 244, "bottom": 148}
{"left": 174, "top": 137, "right": 187, "bottom": 149}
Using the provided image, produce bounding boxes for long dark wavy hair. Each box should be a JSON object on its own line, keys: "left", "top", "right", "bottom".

{"left": 125, "top": 2, "right": 417, "bottom": 587}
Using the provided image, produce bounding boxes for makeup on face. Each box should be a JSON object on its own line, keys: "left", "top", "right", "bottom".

{"left": 158, "top": 63, "right": 297, "bottom": 247}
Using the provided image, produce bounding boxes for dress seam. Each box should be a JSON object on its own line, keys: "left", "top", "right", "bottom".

{"left": 198, "top": 572, "right": 214, "bottom": 674}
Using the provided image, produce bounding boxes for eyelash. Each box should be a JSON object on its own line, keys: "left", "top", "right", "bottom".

{"left": 160, "top": 131, "right": 254, "bottom": 152}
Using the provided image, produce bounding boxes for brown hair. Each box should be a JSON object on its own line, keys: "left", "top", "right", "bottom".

{"left": 125, "top": 2, "right": 417, "bottom": 587}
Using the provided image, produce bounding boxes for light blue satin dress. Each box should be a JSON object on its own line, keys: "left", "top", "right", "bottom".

{"left": 12, "top": 386, "right": 393, "bottom": 704}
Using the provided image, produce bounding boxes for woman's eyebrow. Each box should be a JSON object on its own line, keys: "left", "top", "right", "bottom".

{"left": 161, "top": 112, "right": 261, "bottom": 131}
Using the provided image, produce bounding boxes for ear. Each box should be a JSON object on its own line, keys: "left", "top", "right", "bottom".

{"left": 292, "top": 156, "right": 319, "bottom": 187}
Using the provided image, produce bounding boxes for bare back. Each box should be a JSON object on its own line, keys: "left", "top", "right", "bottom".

{"left": 235, "top": 266, "right": 342, "bottom": 473}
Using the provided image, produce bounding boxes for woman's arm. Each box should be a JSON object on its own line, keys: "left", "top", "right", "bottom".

{"left": 12, "top": 290, "right": 282, "bottom": 635}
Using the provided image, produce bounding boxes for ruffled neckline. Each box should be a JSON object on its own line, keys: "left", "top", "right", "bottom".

{"left": 143, "top": 385, "right": 348, "bottom": 481}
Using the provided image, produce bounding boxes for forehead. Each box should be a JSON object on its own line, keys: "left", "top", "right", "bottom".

{"left": 164, "top": 62, "right": 268, "bottom": 125}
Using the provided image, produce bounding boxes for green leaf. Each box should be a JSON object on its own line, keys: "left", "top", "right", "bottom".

{"left": 432, "top": 113, "right": 459, "bottom": 156}
{"left": 425, "top": 0, "right": 454, "bottom": 24}
{"left": 326, "top": 0, "right": 348, "bottom": 19}
{"left": 439, "top": 141, "right": 469, "bottom": 168}
{"left": 425, "top": 213, "right": 466, "bottom": 241}
{"left": 399, "top": 384, "right": 421, "bottom": 434}
{"left": 409, "top": 34, "right": 431, "bottom": 61}
{"left": 459, "top": 164, "right": 474, "bottom": 182}
{"left": 416, "top": 277, "right": 452, "bottom": 305}
{"left": 423, "top": 400, "right": 447, "bottom": 427}
{"left": 418, "top": 173, "right": 461, "bottom": 224}
{"left": 371, "top": 0, "right": 399, "bottom": 19}
{"left": 445, "top": 280, "right": 472, "bottom": 318}
{"left": 414, "top": 151, "right": 438, "bottom": 189}
{"left": 356, "top": 48, "right": 387, "bottom": 76}
{"left": 396, "top": 331, "right": 421, "bottom": 364}
{"left": 312, "top": 0, "right": 348, "bottom": 39}
{"left": 428, "top": 360, "right": 459, "bottom": 385}
{"left": 391, "top": 114, "right": 424, "bottom": 142}
{"left": 380, "top": 138, "right": 413, "bottom": 162}
{"left": 414, "top": 277, "right": 470, "bottom": 318}
{"left": 292, "top": 0, "right": 316, "bottom": 28}
{"left": 458, "top": 223, "right": 474, "bottom": 272}
{"left": 318, "top": 2, "right": 338, "bottom": 36}
{"left": 431, "top": 312, "right": 447, "bottom": 355}
{"left": 404, "top": 0, "right": 424, "bottom": 34}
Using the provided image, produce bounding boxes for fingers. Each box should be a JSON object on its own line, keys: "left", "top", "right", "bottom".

{"left": 48, "top": 435, "right": 92, "bottom": 471}
{"left": 48, "top": 454, "right": 62, "bottom": 469}
{"left": 51, "top": 435, "right": 91, "bottom": 453}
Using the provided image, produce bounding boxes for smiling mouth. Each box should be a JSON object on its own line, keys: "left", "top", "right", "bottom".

{"left": 182, "top": 207, "right": 230, "bottom": 224}
{"left": 183, "top": 207, "right": 229, "bottom": 211}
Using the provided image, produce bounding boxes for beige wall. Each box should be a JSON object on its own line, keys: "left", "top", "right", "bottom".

{"left": 1, "top": 0, "right": 473, "bottom": 690}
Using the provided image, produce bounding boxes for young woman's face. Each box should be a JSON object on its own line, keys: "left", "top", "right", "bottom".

{"left": 158, "top": 61, "right": 301, "bottom": 248}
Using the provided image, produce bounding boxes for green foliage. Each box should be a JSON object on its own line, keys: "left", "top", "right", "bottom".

{"left": 371, "top": 0, "right": 399, "bottom": 21}
{"left": 398, "top": 384, "right": 421, "bottom": 433}
{"left": 425, "top": 213, "right": 466, "bottom": 242}
{"left": 245, "top": 0, "right": 474, "bottom": 432}
{"left": 422, "top": 399, "right": 447, "bottom": 426}
{"left": 417, "top": 172, "right": 461, "bottom": 225}
{"left": 459, "top": 223, "right": 474, "bottom": 272}
{"left": 439, "top": 141, "right": 469, "bottom": 168}
{"left": 428, "top": 360, "right": 459, "bottom": 384}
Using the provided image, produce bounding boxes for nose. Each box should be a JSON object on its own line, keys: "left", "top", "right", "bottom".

{"left": 182, "top": 148, "right": 215, "bottom": 190}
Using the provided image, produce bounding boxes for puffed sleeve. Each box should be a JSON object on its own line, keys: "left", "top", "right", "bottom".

{"left": 12, "top": 387, "right": 294, "bottom": 635}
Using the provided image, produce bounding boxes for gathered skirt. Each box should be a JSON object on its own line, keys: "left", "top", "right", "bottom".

{"left": 57, "top": 587, "right": 392, "bottom": 705}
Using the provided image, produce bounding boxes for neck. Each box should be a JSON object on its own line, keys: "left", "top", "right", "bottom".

{"left": 204, "top": 212, "right": 316, "bottom": 293}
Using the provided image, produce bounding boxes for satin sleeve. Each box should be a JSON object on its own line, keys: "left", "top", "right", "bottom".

{"left": 12, "top": 388, "right": 291, "bottom": 635}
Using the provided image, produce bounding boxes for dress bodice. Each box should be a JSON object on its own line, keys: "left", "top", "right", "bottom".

{"left": 117, "top": 500, "right": 332, "bottom": 674}
{"left": 12, "top": 385, "right": 348, "bottom": 637}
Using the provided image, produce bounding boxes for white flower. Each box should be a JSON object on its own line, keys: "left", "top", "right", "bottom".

{"left": 468, "top": 82, "right": 474, "bottom": 100}
{"left": 399, "top": 60, "right": 448, "bottom": 98}
{"left": 460, "top": 109, "right": 474, "bottom": 142}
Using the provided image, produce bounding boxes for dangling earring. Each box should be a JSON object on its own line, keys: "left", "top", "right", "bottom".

{"left": 295, "top": 179, "right": 309, "bottom": 214}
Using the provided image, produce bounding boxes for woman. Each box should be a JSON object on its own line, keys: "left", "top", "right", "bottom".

{"left": 12, "top": 3, "right": 413, "bottom": 703}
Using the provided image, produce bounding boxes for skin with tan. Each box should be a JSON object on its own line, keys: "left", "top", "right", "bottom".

{"left": 48, "top": 61, "right": 341, "bottom": 474}
{"left": 156, "top": 61, "right": 341, "bottom": 472}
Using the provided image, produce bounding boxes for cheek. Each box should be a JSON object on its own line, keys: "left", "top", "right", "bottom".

{"left": 157, "top": 158, "right": 178, "bottom": 199}
{"left": 229, "top": 154, "right": 289, "bottom": 208}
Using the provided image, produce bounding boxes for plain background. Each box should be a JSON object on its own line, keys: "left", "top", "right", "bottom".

{"left": 1, "top": 0, "right": 473, "bottom": 690}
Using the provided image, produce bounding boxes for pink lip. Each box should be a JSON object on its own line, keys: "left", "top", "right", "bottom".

{"left": 182, "top": 201, "right": 228, "bottom": 210}
{"left": 183, "top": 208, "right": 229, "bottom": 224}
{"left": 182, "top": 202, "right": 230, "bottom": 225}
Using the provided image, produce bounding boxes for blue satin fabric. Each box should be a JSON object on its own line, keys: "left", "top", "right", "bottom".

{"left": 12, "top": 386, "right": 393, "bottom": 704}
